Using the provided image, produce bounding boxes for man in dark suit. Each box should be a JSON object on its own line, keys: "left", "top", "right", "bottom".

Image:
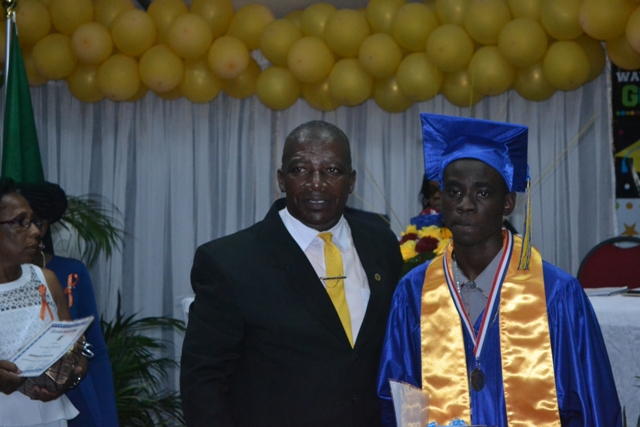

{"left": 180, "top": 120, "right": 403, "bottom": 427}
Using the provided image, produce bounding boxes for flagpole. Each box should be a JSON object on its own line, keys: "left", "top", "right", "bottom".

{"left": 2, "top": 0, "right": 15, "bottom": 158}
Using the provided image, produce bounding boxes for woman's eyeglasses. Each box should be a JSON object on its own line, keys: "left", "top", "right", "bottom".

{"left": 0, "top": 216, "right": 44, "bottom": 231}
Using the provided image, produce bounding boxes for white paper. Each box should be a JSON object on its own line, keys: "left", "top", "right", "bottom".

{"left": 583, "top": 286, "right": 628, "bottom": 297}
{"left": 389, "top": 379, "right": 429, "bottom": 427}
{"left": 10, "top": 316, "right": 94, "bottom": 377}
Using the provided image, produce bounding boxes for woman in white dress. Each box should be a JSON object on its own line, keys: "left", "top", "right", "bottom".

{"left": 0, "top": 178, "right": 86, "bottom": 427}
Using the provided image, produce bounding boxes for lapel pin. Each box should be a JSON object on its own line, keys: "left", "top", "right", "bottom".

{"left": 374, "top": 273, "right": 381, "bottom": 281}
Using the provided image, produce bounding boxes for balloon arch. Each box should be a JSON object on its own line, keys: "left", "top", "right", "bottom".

{"left": 8, "top": 0, "right": 640, "bottom": 111}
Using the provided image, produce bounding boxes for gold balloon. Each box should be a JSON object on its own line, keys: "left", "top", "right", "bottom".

{"left": 94, "top": 0, "right": 135, "bottom": 28}
{"left": 426, "top": 24, "right": 474, "bottom": 73}
{"left": 328, "top": 58, "right": 374, "bottom": 106}
{"left": 542, "top": 41, "right": 591, "bottom": 90}
{"left": 190, "top": 0, "right": 234, "bottom": 39}
{"left": 126, "top": 84, "right": 149, "bottom": 102}
{"left": 508, "top": 0, "right": 541, "bottom": 20}
{"left": 111, "top": 9, "right": 156, "bottom": 57}
{"left": 302, "top": 77, "right": 341, "bottom": 111}
{"left": 365, "top": 0, "right": 407, "bottom": 34}
{"left": 208, "top": 35, "right": 250, "bottom": 79}
{"left": 396, "top": 52, "right": 443, "bottom": 101}
{"left": 32, "top": 34, "right": 78, "bottom": 80}
{"left": 324, "top": 9, "right": 370, "bottom": 58}
{"left": 227, "top": 4, "right": 275, "bottom": 51}
{"left": 15, "top": 0, "right": 51, "bottom": 45}
{"left": 463, "top": 0, "right": 511, "bottom": 45}
{"left": 579, "top": 0, "right": 634, "bottom": 41}
{"left": 72, "top": 22, "right": 113, "bottom": 65}
{"left": 168, "top": 13, "right": 213, "bottom": 59}
{"left": 468, "top": 46, "right": 515, "bottom": 96}
{"left": 627, "top": 6, "right": 640, "bottom": 53}
{"left": 67, "top": 63, "right": 104, "bottom": 103}
{"left": 300, "top": 3, "right": 337, "bottom": 38}
{"left": 576, "top": 34, "right": 606, "bottom": 81}
{"left": 514, "top": 63, "right": 556, "bottom": 101}
{"left": 155, "top": 85, "right": 183, "bottom": 101}
{"left": 147, "top": 0, "right": 189, "bottom": 45}
{"left": 285, "top": 10, "right": 304, "bottom": 29}
{"left": 221, "top": 57, "right": 261, "bottom": 99}
{"left": 391, "top": 3, "right": 439, "bottom": 52}
{"left": 540, "top": 0, "right": 583, "bottom": 40}
{"left": 180, "top": 59, "right": 222, "bottom": 103}
{"left": 49, "top": 0, "right": 93, "bottom": 36}
{"left": 435, "top": 0, "right": 470, "bottom": 24}
{"left": 97, "top": 54, "right": 140, "bottom": 101}
{"left": 256, "top": 66, "right": 301, "bottom": 110}
{"left": 441, "top": 69, "right": 483, "bottom": 107}
{"left": 288, "top": 36, "right": 335, "bottom": 83}
{"left": 606, "top": 36, "right": 640, "bottom": 70}
{"left": 358, "top": 33, "right": 402, "bottom": 78}
{"left": 139, "top": 45, "right": 185, "bottom": 92}
{"left": 259, "top": 19, "right": 303, "bottom": 66}
{"left": 498, "top": 18, "right": 548, "bottom": 68}
{"left": 373, "top": 76, "right": 414, "bottom": 113}
{"left": 22, "top": 48, "right": 48, "bottom": 86}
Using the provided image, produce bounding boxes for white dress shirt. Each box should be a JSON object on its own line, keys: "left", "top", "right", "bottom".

{"left": 280, "top": 208, "right": 371, "bottom": 342}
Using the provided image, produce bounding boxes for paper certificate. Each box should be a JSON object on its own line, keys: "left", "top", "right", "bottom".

{"left": 10, "top": 316, "right": 94, "bottom": 377}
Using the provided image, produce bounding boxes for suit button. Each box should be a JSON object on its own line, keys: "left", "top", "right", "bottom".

{"left": 352, "top": 394, "right": 359, "bottom": 403}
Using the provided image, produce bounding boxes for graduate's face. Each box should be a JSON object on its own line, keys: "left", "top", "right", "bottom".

{"left": 441, "top": 159, "right": 515, "bottom": 248}
{"left": 277, "top": 138, "right": 356, "bottom": 231}
{"left": 0, "top": 193, "right": 42, "bottom": 267}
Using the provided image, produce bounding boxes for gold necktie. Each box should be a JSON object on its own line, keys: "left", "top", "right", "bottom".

{"left": 318, "top": 232, "right": 354, "bottom": 347}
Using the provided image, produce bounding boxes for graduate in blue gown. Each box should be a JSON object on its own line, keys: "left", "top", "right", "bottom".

{"left": 377, "top": 114, "right": 621, "bottom": 427}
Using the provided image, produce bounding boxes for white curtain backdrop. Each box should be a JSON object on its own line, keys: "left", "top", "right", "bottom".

{"left": 0, "top": 67, "right": 616, "bottom": 378}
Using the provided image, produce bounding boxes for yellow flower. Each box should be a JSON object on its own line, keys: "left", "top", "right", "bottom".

{"left": 401, "top": 224, "right": 418, "bottom": 236}
{"left": 436, "top": 237, "right": 451, "bottom": 255}
{"left": 400, "top": 240, "right": 417, "bottom": 261}
{"left": 417, "top": 225, "right": 442, "bottom": 239}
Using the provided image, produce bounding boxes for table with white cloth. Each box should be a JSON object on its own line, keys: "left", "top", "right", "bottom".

{"left": 588, "top": 294, "right": 640, "bottom": 425}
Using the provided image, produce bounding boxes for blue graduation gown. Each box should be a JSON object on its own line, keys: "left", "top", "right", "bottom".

{"left": 377, "top": 260, "right": 621, "bottom": 427}
{"left": 48, "top": 256, "right": 120, "bottom": 427}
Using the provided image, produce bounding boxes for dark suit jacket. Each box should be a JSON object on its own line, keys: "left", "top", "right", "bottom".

{"left": 180, "top": 199, "right": 403, "bottom": 427}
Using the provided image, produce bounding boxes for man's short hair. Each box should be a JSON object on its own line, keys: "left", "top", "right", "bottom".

{"left": 282, "top": 120, "right": 351, "bottom": 166}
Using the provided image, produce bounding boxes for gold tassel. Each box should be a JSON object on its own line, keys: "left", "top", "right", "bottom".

{"left": 518, "top": 170, "right": 532, "bottom": 270}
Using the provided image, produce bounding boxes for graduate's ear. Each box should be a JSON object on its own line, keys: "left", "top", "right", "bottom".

{"left": 503, "top": 192, "right": 516, "bottom": 217}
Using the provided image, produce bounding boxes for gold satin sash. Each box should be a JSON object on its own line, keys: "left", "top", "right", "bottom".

{"left": 420, "top": 233, "right": 560, "bottom": 426}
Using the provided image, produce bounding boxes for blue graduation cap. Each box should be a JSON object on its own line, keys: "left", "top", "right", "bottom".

{"left": 420, "top": 113, "right": 532, "bottom": 269}
{"left": 421, "top": 113, "right": 528, "bottom": 192}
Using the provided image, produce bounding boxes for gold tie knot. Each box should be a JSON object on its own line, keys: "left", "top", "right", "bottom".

{"left": 318, "top": 232, "right": 333, "bottom": 244}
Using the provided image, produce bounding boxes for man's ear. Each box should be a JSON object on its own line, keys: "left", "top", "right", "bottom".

{"left": 276, "top": 169, "right": 285, "bottom": 193}
{"left": 348, "top": 169, "right": 356, "bottom": 194}
{"left": 503, "top": 192, "right": 516, "bottom": 217}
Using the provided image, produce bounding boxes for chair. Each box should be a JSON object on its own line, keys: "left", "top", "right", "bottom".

{"left": 577, "top": 236, "right": 640, "bottom": 289}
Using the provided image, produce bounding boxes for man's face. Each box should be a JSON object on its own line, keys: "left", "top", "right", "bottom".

{"left": 277, "top": 138, "right": 356, "bottom": 231}
{"left": 441, "top": 159, "right": 515, "bottom": 248}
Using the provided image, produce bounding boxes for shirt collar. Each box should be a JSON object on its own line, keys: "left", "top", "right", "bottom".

{"left": 280, "top": 207, "right": 349, "bottom": 252}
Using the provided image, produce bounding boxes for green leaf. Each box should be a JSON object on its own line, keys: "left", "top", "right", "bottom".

{"left": 102, "top": 293, "right": 186, "bottom": 426}
{"left": 58, "top": 194, "right": 125, "bottom": 267}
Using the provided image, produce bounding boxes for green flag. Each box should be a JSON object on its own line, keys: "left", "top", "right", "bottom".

{"left": 1, "top": 24, "right": 44, "bottom": 183}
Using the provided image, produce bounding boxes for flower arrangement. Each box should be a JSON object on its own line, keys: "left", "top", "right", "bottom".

{"left": 399, "top": 223, "right": 452, "bottom": 275}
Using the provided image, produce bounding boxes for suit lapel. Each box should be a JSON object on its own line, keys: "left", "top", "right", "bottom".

{"left": 260, "top": 200, "right": 351, "bottom": 347}
{"left": 346, "top": 215, "right": 387, "bottom": 351}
